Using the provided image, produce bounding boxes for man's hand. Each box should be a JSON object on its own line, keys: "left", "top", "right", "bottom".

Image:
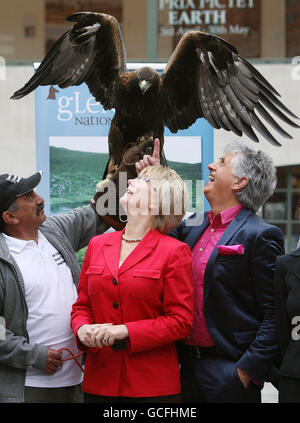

{"left": 44, "top": 348, "right": 63, "bottom": 375}
{"left": 135, "top": 138, "right": 160, "bottom": 174}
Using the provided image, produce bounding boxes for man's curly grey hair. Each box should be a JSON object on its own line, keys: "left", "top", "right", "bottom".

{"left": 224, "top": 141, "right": 277, "bottom": 212}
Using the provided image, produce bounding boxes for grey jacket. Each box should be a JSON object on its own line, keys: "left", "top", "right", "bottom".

{"left": 0, "top": 205, "right": 108, "bottom": 402}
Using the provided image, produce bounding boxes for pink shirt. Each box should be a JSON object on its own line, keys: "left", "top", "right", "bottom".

{"left": 187, "top": 204, "right": 243, "bottom": 347}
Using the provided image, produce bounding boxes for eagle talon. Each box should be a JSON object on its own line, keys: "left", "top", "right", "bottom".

{"left": 137, "top": 136, "right": 145, "bottom": 144}
{"left": 107, "top": 164, "right": 118, "bottom": 175}
{"left": 137, "top": 135, "right": 154, "bottom": 145}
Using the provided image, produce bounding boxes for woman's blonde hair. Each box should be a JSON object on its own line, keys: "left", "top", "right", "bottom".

{"left": 139, "top": 165, "right": 189, "bottom": 234}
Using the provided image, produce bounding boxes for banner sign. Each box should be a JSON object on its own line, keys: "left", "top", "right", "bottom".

{"left": 158, "top": 0, "right": 260, "bottom": 57}
{"left": 34, "top": 63, "right": 214, "bottom": 216}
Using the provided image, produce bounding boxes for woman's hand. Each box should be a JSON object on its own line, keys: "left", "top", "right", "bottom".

{"left": 77, "top": 323, "right": 112, "bottom": 348}
{"left": 135, "top": 138, "right": 160, "bottom": 174}
{"left": 95, "top": 324, "right": 129, "bottom": 348}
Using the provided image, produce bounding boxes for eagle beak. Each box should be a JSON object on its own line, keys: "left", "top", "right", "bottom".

{"left": 139, "top": 80, "right": 151, "bottom": 95}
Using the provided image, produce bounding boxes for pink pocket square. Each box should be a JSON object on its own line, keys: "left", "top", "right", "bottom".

{"left": 217, "top": 244, "right": 244, "bottom": 256}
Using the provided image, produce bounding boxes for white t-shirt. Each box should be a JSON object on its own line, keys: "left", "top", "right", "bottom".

{"left": 4, "top": 231, "right": 83, "bottom": 388}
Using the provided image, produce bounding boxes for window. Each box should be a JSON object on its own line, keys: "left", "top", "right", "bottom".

{"left": 158, "top": 0, "right": 261, "bottom": 59}
{"left": 45, "top": 0, "right": 123, "bottom": 53}
{"left": 286, "top": 0, "right": 300, "bottom": 58}
{"left": 263, "top": 165, "right": 300, "bottom": 252}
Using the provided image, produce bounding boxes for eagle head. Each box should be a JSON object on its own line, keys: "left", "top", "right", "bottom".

{"left": 136, "top": 67, "right": 159, "bottom": 95}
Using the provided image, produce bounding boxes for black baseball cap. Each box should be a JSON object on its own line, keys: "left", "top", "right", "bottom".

{"left": 0, "top": 171, "right": 42, "bottom": 225}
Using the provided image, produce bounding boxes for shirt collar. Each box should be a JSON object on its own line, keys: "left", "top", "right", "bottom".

{"left": 3, "top": 230, "right": 45, "bottom": 253}
{"left": 208, "top": 204, "right": 243, "bottom": 227}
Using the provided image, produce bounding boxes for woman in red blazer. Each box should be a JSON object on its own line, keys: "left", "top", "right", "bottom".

{"left": 71, "top": 165, "right": 194, "bottom": 402}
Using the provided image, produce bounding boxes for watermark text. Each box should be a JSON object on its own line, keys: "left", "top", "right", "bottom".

{"left": 95, "top": 172, "right": 204, "bottom": 226}
{"left": 0, "top": 316, "right": 5, "bottom": 340}
{"left": 0, "top": 56, "right": 6, "bottom": 81}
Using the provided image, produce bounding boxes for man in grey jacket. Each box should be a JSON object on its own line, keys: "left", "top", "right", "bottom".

{"left": 0, "top": 171, "right": 109, "bottom": 403}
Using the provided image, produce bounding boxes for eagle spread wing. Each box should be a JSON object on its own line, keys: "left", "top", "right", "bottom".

{"left": 11, "top": 13, "right": 299, "bottom": 147}
{"left": 161, "top": 31, "right": 299, "bottom": 146}
{"left": 11, "top": 12, "right": 127, "bottom": 110}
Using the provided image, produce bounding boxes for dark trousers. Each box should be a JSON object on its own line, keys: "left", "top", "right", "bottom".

{"left": 177, "top": 343, "right": 262, "bottom": 403}
{"left": 24, "top": 384, "right": 83, "bottom": 403}
{"left": 279, "top": 376, "right": 300, "bottom": 403}
{"left": 84, "top": 393, "right": 181, "bottom": 403}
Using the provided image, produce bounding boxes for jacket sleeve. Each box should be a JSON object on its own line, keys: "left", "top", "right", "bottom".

{"left": 0, "top": 283, "right": 47, "bottom": 371}
{"left": 70, "top": 242, "right": 94, "bottom": 346}
{"left": 45, "top": 204, "right": 109, "bottom": 252}
{"left": 169, "top": 219, "right": 186, "bottom": 241}
{"left": 274, "top": 256, "right": 291, "bottom": 360}
{"left": 236, "top": 225, "right": 285, "bottom": 384}
{"left": 170, "top": 213, "right": 204, "bottom": 242}
{"left": 125, "top": 243, "right": 194, "bottom": 353}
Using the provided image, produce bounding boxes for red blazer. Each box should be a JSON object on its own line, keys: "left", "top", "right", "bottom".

{"left": 71, "top": 228, "right": 193, "bottom": 397}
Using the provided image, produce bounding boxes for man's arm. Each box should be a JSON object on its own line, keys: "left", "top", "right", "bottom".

{"left": 0, "top": 327, "right": 48, "bottom": 371}
{"left": 0, "top": 283, "right": 48, "bottom": 372}
{"left": 0, "top": 280, "right": 64, "bottom": 374}
{"left": 236, "top": 225, "right": 285, "bottom": 385}
{"left": 45, "top": 204, "right": 109, "bottom": 252}
{"left": 274, "top": 256, "right": 291, "bottom": 360}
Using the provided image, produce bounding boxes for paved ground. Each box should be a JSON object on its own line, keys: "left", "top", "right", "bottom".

{"left": 261, "top": 382, "right": 278, "bottom": 403}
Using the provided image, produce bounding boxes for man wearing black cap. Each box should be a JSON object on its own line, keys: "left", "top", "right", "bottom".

{"left": 0, "top": 172, "right": 45, "bottom": 239}
{"left": 0, "top": 171, "right": 109, "bottom": 403}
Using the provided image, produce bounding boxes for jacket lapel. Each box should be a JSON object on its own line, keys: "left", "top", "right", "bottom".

{"left": 103, "top": 231, "right": 123, "bottom": 281}
{"left": 0, "top": 233, "right": 11, "bottom": 261}
{"left": 185, "top": 212, "right": 210, "bottom": 250}
{"left": 118, "top": 229, "right": 160, "bottom": 275}
{"left": 216, "top": 208, "right": 252, "bottom": 247}
{"left": 204, "top": 208, "right": 253, "bottom": 301}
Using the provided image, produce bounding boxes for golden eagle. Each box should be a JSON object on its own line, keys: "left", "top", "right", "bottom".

{"left": 11, "top": 12, "right": 299, "bottom": 184}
